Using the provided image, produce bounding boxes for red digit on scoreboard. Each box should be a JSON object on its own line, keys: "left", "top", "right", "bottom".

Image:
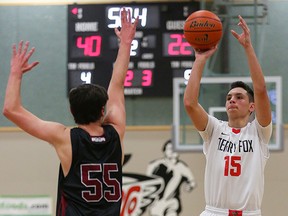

{"left": 142, "top": 70, "right": 152, "bottom": 87}
{"left": 168, "top": 34, "right": 193, "bottom": 56}
{"left": 77, "top": 36, "right": 102, "bottom": 57}
{"left": 125, "top": 70, "right": 134, "bottom": 87}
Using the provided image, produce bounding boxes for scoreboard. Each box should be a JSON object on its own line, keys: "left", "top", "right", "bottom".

{"left": 67, "top": 2, "right": 199, "bottom": 96}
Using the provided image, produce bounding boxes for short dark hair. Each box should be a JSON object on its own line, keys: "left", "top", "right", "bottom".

{"left": 69, "top": 84, "right": 108, "bottom": 125}
{"left": 162, "top": 139, "right": 172, "bottom": 152}
{"left": 229, "top": 81, "right": 254, "bottom": 102}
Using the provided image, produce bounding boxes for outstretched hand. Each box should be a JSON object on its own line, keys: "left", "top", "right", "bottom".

{"left": 114, "top": 8, "right": 139, "bottom": 45}
{"left": 11, "top": 41, "right": 39, "bottom": 75}
{"left": 231, "top": 15, "right": 252, "bottom": 48}
{"left": 194, "top": 46, "right": 218, "bottom": 60}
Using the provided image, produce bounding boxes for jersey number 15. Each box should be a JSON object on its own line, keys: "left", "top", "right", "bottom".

{"left": 224, "top": 156, "right": 241, "bottom": 176}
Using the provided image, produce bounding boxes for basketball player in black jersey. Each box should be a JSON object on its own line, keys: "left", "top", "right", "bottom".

{"left": 3, "top": 8, "right": 138, "bottom": 216}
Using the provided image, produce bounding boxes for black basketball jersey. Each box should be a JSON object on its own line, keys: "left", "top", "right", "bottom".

{"left": 56, "top": 125, "right": 122, "bottom": 216}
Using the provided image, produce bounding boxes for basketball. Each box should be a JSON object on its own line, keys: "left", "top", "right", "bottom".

{"left": 184, "top": 10, "right": 222, "bottom": 51}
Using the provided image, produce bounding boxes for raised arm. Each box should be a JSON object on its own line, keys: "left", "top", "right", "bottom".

{"left": 3, "top": 41, "right": 69, "bottom": 146}
{"left": 231, "top": 16, "right": 271, "bottom": 127}
{"left": 103, "top": 8, "right": 138, "bottom": 141}
{"left": 183, "top": 48, "right": 217, "bottom": 131}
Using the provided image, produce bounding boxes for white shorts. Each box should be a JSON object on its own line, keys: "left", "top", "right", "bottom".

{"left": 200, "top": 205, "right": 261, "bottom": 216}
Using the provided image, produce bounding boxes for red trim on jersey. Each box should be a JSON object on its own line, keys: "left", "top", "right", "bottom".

{"left": 232, "top": 128, "right": 241, "bottom": 134}
{"left": 229, "top": 209, "right": 242, "bottom": 216}
{"left": 59, "top": 194, "right": 67, "bottom": 216}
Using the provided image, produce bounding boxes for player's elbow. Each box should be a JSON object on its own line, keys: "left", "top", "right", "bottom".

{"left": 3, "top": 107, "right": 12, "bottom": 121}
{"left": 183, "top": 96, "right": 198, "bottom": 111}
{"left": 3, "top": 105, "right": 13, "bottom": 120}
{"left": 3, "top": 103, "right": 18, "bottom": 120}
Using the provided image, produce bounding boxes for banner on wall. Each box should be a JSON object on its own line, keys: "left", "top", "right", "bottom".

{"left": 0, "top": 196, "right": 52, "bottom": 216}
{"left": 121, "top": 139, "right": 197, "bottom": 216}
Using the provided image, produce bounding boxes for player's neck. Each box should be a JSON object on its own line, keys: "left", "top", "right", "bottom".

{"left": 228, "top": 118, "right": 249, "bottom": 129}
{"left": 78, "top": 122, "right": 104, "bottom": 136}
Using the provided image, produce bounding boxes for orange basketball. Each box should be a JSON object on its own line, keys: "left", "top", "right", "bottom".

{"left": 184, "top": 10, "right": 222, "bottom": 51}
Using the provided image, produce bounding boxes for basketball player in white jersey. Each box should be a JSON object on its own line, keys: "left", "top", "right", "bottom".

{"left": 184, "top": 15, "right": 272, "bottom": 216}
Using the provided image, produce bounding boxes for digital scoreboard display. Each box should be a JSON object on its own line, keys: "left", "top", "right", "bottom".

{"left": 67, "top": 2, "right": 199, "bottom": 96}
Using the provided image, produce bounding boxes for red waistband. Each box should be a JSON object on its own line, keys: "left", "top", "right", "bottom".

{"left": 205, "top": 205, "right": 261, "bottom": 216}
{"left": 229, "top": 209, "right": 242, "bottom": 216}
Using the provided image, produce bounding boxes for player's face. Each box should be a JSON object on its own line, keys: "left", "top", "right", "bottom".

{"left": 164, "top": 143, "right": 178, "bottom": 159}
{"left": 225, "top": 87, "right": 254, "bottom": 118}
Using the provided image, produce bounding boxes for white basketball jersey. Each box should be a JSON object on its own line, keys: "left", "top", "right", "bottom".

{"left": 199, "top": 115, "right": 272, "bottom": 211}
